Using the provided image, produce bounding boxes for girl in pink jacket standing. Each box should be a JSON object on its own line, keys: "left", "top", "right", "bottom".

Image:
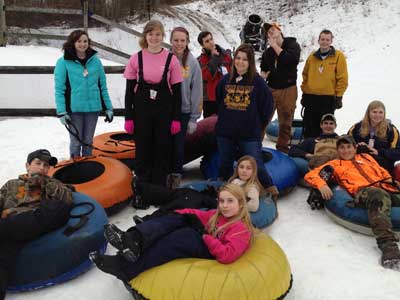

{"left": 90, "top": 184, "right": 255, "bottom": 282}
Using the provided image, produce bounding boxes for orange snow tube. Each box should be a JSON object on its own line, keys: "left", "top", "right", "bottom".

{"left": 92, "top": 131, "right": 135, "bottom": 160}
{"left": 48, "top": 156, "right": 133, "bottom": 215}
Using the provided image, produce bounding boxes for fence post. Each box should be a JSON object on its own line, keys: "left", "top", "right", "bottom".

{"left": 83, "top": 0, "right": 89, "bottom": 33}
{"left": 0, "top": 0, "right": 7, "bottom": 46}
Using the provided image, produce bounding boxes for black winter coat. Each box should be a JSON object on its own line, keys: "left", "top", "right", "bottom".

{"left": 260, "top": 37, "right": 301, "bottom": 89}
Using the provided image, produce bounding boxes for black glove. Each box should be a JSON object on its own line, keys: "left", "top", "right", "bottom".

{"left": 306, "top": 189, "right": 325, "bottom": 210}
{"left": 335, "top": 96, "right": 343, "bottom": 109}
{"left": 183, "top": 214, "right": 207, "bottom": 234}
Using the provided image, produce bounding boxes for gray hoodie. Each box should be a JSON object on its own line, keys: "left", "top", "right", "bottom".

{"left": 177, "top": 52, "right": 202, "bottom": 122}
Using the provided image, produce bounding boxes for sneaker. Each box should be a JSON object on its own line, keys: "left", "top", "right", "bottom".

{"left": 381, "top": 243, "right": 400, "bottom": 271}
{"left": 104, "top": 224, "right": 140, "bottom": 263}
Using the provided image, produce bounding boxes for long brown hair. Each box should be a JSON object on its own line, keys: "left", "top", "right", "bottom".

{"left": 206, "top": 184, "right": 255, "bottom": 243}
{"left": 170, "top": 27, "right": 190, "bottom": 67}
{"left": 139, "top": 20, "right": 165, "bottom": 49}
{"left": 229, "top": 44, "right": 256, "bottom": 84}
{"left": 228, "top": 155, "right": 265, "bottom": 196}
{"left": 360, "top": 100, "right": 388, "bottom": 139}
{"left": 62, "top": 30, "right": 91, "bottom": 52}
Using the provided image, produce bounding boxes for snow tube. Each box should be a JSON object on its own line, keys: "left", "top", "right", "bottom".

{"left": 184, "top": 181, "right": 277, "bottom": 228}
{"left": 325, "top": 186, "right": 400, "bottom": 236}
{"left": 128, "top": 233, "right": 292, "bottom": 300}
{"left": 266, "top": 118, "right": 304, "bottom": 145}
{"left": 92, "top": 131, "right": 136, "bottom": 169}
{"left": 201, "top": 148, "right": 299, "bottom": 194}
{"left": 48, "top": 156, "right": 133, "bottom": 215}
{"left": 8, "top": 192, "right": 108, "bottom": 292}
{"left": 184, "top": 115, "right": 217, "bottom": 164}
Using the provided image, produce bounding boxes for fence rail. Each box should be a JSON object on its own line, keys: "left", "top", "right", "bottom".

{"left": 0, "top": 65, "right": 125, "bottom": 74}
{"left": 0, "top": 0, "right": 170, "bottom": 56}
{"left": 0, "top": 109, "right": 125, "bottom": 117}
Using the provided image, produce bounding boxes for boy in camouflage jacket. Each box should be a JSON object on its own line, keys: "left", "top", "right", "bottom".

{"left": 0, "top": 149, "right": 73, "bottom": 299}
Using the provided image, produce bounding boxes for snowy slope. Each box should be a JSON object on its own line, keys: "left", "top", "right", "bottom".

{"left": 1, "top": 0, "right": 400, "bottom": 299}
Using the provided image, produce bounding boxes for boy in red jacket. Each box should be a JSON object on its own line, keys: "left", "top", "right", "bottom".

{"left": 197, "top": 31, "right": 232, "bottom": 117}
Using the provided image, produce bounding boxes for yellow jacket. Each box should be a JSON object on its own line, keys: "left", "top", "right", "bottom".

{"left": 301, "top": 47, "right": 348, "bottom": 97}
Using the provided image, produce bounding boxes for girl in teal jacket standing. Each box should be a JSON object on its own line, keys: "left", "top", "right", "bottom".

{"left": 54, "top": 30, "right": 113, "bottom": 158}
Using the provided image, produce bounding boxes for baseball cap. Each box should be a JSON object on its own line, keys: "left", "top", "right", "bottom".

{"left": 336, "top": 135, "right": 356, "bottom": 148}
{"left": 27, "top": 149, "right": 58, "bottom": 166}
{"left": 263, "top": 22, "right": 282, "bottom": 32}
{"left": 320, "top": 113, "right": 336, "bottom": 123}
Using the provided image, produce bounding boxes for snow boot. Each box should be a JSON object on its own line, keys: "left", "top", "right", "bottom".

{"left": 166, "top": 173, "right": 182, "bottom": 190}
{"left": 104, "top": 224, "right": 141, "bottom": 263}
{"left": 89, "top": 251, "right": 129, "bottom": 281}
{"left": 381, "top": 242, "right": 400, "bottom": 271}
{"left": 131, "top": 176, "right": 149, "bottom": 209}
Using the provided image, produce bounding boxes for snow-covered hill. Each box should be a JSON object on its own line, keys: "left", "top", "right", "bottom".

{"left": 1, "top": 1, "right": 400, "bottom": 299}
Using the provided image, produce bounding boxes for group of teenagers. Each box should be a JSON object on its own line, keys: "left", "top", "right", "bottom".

{"left": 1, "top": 18, "right": 400, "bottom": 299}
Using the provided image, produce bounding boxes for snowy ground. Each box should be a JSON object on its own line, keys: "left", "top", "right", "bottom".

{"left": 1, "top": 0, "right": 400, "bottom": 299}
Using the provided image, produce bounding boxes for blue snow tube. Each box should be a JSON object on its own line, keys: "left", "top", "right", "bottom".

{"left": 325, "top": 186, "right": 400, "bottom": 236}
{"left": 184, "top": 181, "right": 277, "bottom": 228}
{"left": 200, "top": 148, "right": 299, "bottom": 194}
{"left": 8, "top": 192, "right": 108, "bottom": 292}
{"left": 266, "top": 119, "right": 304, "bottom": 145}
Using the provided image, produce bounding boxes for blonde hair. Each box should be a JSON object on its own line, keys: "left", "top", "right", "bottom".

{"left": 139, "top": 20, "right": 165, "bottom": 49}
{"left": 228, "top": 155, "right": 265, "bottom": 196}
{"left": 206, "top": 184, "right": 256, "bottom": 243}
{"left": 360, "top": 100, "right": 388, "bottom": 139}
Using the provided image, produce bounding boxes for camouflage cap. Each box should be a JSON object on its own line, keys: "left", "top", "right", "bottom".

{"left": 336, "top": 135, "right": 356, "bottom": 148}
{"left": 27, "top": 149, "right": 58, "bottom": 166}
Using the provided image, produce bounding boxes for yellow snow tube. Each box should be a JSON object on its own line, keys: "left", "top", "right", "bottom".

{"left": 129, "top": 233, "right": 292, "bottom": 300}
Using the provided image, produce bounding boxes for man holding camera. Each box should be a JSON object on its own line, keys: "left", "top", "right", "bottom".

{"left": 305, "top": 135, "right": 400, "bottom": 271}
{"left": 260, "top": 22, "right": 301, "bottom": 153}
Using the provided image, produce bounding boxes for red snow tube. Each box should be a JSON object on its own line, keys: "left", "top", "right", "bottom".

{"left": 48, "top": 156, "right": 133, "bottom": 215}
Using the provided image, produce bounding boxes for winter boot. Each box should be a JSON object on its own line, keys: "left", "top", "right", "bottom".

{"left": 131, "top": 176, "right": 149, "bottom": 209}
{"left": 380, "top": 242, "right": 400, "bottom": 271}
{"left": 166, "top": 173, "right": 182, "bottom": 189}
{"left": 89, "top": 251, "right": 129, "bottom": 281}
{"left": 104, "top": 224, "right": 142, "bottom": 263}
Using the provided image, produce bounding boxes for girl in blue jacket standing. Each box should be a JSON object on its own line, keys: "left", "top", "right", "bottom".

{"left": 216, "top": 44, "right": 278, "bottom": 199}
{"left": 54, "top": 30, "right": 113, "bottom": 158}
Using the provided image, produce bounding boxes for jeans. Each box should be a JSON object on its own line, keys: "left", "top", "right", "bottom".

{"left": 172, "top": 113, "right": 191, "bottom": 174}
{"left": 69, "top": 112, "right": 99, "bottom": 158}
{"left": 291, "top": 157, "right": 310, "bottom": 178}
{"left": 217, "top": 136, "right": 273, "bottom": 188}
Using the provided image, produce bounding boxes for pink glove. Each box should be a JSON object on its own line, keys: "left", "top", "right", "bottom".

{"left": 170, "top": 120, "right": 181, "bottom": 135}
{"left": 124, "top": 120, "right": 134, "bottom": 134}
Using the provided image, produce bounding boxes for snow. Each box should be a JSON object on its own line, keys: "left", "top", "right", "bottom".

{"left": 1, "top": 0, "right": 400, "bottom": 299}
